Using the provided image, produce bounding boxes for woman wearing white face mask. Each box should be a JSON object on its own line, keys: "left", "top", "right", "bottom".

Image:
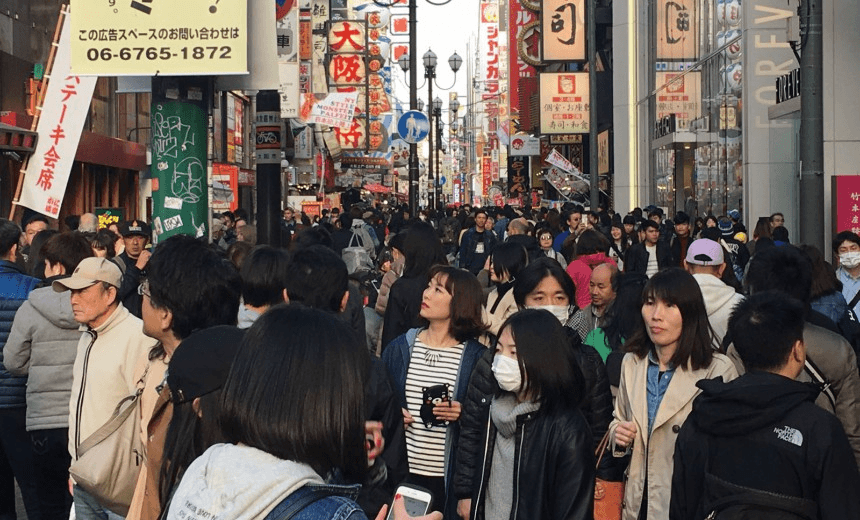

{"left": 468, "top": 309, "right": 594, "bottom": 520}
{"left": 452, "top": 258, "right": 612, "bottom": 520}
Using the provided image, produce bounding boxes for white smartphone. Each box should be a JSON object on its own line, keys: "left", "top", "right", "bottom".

{"left": 386, "top": 484, "right": 433, "bottom": 520}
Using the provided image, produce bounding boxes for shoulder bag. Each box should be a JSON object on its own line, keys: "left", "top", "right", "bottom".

{"left": 594, "top": 430, "right": 624, "bottom": 520}
{"left": 69, "top": 358, "right": 149, "bottom": 517}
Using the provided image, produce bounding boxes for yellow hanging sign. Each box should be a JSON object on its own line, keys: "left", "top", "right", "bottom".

{"left": 70, "top": 0, "right": 247, "bottom": 76}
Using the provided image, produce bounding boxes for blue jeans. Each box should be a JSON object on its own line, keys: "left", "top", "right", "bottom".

{"left": 73, "top": 485, "right": 124, "bottom": 520}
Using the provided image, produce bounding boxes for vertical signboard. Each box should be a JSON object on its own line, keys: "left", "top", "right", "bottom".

{"left": 151, "top": 102, "right": 209, "bottom": 242}
{"left": 279, "top": 2, "right": 301, "bottom": 118}
{"left": 509, "top": 0, "right": 537, "bottom": 128}
{"left": 656, "top": 0, "right": 698, "bottom": 60}
{"left": 507, "top": 156, "right": 530, "bottom": 198}
{"left": 833, "top": 176, "right": 860, "bottom": 235}
{"left": 311, "top": 0, "right": 330, "bottom": 95}
{"left": 480, "top": 1, "right": 500, "bottom": 95}
{"left": 542, "top": 0, "right": 586, "bottom": 61}
{"left": 598, "top": 129, "right": 610, "bottom": 174}
{"left": 539, "top": 72, "right": 590, "bottom": 134}
{"left": 482, "top": 156, "right": 492, "bottom": 197}
{"left": 19, "top": 14, "right": 97, "bottom": 218}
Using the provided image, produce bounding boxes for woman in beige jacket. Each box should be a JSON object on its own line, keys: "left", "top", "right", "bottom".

{"left": 608, "top": 268, "right": 737, "bottom": 520}
{"left": 483, "top": 242, "right": 529, "bottom": 337}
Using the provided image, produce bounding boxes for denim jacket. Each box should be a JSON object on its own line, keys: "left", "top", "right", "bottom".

{"left": 264, "top": 484, "right": 366, "bottom": 520}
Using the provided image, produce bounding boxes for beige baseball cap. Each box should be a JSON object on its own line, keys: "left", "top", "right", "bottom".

{"left": 52, "top": 257, "right": 122, "bottom": 292}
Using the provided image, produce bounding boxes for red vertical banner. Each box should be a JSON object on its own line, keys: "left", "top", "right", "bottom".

{"left": 482, "top": 156, "right": 492, "bottom": 197}
{"left": 509, "top": 0, "right": 537, "bottom": 128}
{"left": 834, "top": 176, "right": 860, "bottom": 235}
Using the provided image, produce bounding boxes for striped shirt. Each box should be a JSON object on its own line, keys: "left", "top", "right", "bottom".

{"left": 404, "top": 337, "right": 466, "bottom": 477}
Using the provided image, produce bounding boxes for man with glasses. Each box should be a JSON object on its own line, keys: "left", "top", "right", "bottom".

{"left": 53, "top": 257, "right": 155, "bottom": 519}
{"left": 126, "top": 234, "right": 241, "bottom": 520}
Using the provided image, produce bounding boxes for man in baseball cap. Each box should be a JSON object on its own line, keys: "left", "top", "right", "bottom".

{"left": 115, "top": 220, "right": 152, "bottom": 319}
{"left": 684, "top": 239, "right": 744, "bottom": 345}
{"left": 54, "top": 257, "right": 155, "bottom": 518}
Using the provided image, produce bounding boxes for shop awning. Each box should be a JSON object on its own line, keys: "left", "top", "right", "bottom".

{"left": 0, "top": 123, "right": 37, "bottom": 154}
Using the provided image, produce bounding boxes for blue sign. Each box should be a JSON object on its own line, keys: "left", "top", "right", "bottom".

{"left": 439, "top": 176, "right": 447, "bottom": 186}
{"left": 397, "top": 111, "right": 430, "bottom": 144}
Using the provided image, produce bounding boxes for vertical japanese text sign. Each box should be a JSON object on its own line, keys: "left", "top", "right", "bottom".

{"left": 279, "top": 0, "right": 301, "bottom": 118}
{"left": 507, "top": 156, "right": 530, "bottom": 198}
{"left": 542, "top": 0, "right": 586, "bottom": 61}
{"left": 19, "top": 14, "right": 97, "bottom": 218}
{"left": 834, "top": 176, "right": 860, "bottom": 235}
{"left": 70, "top": 0, "right": 247, "bottom": 75}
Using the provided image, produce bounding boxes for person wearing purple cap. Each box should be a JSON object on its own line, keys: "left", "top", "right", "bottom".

{"left": 683, "top": 239, "right": 744, "bottom": 347}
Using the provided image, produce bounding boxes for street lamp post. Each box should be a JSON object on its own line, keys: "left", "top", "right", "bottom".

{"left": 432, "top": 97, "right": 443, "bottom": 207}
{"left": 424, "top": 50, "right": 438, "bottom": 209}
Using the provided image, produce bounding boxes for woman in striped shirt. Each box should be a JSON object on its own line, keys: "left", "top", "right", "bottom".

{"left": 382, "top": 265, "right": 488, "bottom": 519}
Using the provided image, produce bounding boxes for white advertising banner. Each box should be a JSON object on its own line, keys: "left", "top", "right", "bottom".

{"left": 20, "top": 14, "right": 97, "bottom": 218}
{"left": 309, "top": 92, "right": 360, "bottom": 130}
{"left": 279, "top": 62, "right": 300, "bottom": 118}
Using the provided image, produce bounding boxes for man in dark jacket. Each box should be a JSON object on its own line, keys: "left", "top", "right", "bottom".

{"left": 459, "top": 209, "right": 499, "bottom": 275}
{"left": 114, "top": 220, "right": 151, "bottom": 318}
{"left": 0, "top": 218, "right": 41, "bottom": 520}
{"left": 624, "top": 220, "right": 672, "bottom": 276}
{"left": 671, "top": 292, "right": 860, "bottom": 519}
{"left": 668, "top": 211, "right": 692, "bottom": 267}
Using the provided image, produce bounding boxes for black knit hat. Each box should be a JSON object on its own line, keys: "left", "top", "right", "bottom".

{"left": 167, "top": 325, "right": 245, "bottom": 405}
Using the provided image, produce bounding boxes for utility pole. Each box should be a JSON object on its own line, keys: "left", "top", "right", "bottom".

{"left": 255, "top": 90, "right": 282, "bottom": 247}
{"left": 799, "top": 0, "right": 823, "bottom": 251}
{"left": 588, "top": 0, "right": 599, "bottom": 210}
{"left": 408, "top": 0, "right": 419, "bottom": 214}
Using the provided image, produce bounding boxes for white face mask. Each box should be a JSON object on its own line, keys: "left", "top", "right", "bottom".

{"left": 526, "top": 304, "right": 570, "bottom": 324}
{"left": 841, "top": 251, "right": 860, "bottom": 269}
{"left": 492, "top": 354, "right": 523, "bottom": 393}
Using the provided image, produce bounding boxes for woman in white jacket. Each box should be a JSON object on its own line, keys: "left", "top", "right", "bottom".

{"left": 609, "top": 268, "right": 737, "bottom": 520}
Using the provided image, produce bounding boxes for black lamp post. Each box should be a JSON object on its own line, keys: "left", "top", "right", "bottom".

{"left": 400, "top": 49, "right": 461, "bottom": 209}
{"left": 432, "top": 96, "right": 443, "bottom": 207}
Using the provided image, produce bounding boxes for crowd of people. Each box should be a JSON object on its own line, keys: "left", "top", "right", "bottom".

{"left": 0, "top": 200, "right": 859, "bottom": 520}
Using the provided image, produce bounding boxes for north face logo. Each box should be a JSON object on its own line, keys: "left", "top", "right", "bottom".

{"left": 774, "top": 425, "right": 804, "bottom": 447}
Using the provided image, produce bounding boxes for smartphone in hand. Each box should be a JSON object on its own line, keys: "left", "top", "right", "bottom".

{"left": 386, "top": 484, "right": 433, "bottom": 520}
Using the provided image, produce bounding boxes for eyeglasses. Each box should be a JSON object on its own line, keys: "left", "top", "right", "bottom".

{"left": 137, "top": 279, "right": 151, "bottom": 298}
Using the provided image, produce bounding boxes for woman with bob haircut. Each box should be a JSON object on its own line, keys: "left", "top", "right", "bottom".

{"left": 469, "top": 309, "right": 594, "bottom": 520}
{"left": 453, "top": 258, "right": 612, "bottom": 519}
{"left": 166, "top": 306, "right": 437, "bottom": 520}
{"left": 484, "top": 242, "right": 529, "bottom": 337}
{"left": 609, "top": 268, "right": 738, "bottom": 520}
{"left": 382, "top": 265, "right": 487, "bottom": 519}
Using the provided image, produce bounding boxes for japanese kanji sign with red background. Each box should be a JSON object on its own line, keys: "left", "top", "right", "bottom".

{"left": 20, "top": 14, "right": 97, "bottom": 218}
{"left": 509, "top": 0, "right": 537, "bottom": 131}
{"left": 834, "top": 176, "right": 860, "bottom": 236}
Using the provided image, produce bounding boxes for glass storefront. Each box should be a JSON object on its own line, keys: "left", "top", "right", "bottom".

{"left": 649, "top": 0, "right": 744, "bottom": 219}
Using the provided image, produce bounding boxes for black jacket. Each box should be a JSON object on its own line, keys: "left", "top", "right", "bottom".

{"left": 358, "top": 357, "right": 408, "bottom": 515}
{"left": 624, "top": 240, "right": 673, "bottom": 274}
{"left": 453, "top": 329, "right": 613, "bottom": 499}
{"left": 670, "top": 372, "right": 860, "bottom": 520}
{"left": 470, "top": 404, "right": 595, "bottom": 520}
{"left": 115, "top": 251, "right": 144, "bottom": 318}
{"left": 380, "top": 275, "right": 425, "bottom": 350}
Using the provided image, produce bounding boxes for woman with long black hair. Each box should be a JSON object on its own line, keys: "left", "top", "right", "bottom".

{"left": 609, "top": 268, "right": 737, "bottom": 519}
{"left": 469, "top": 309, "right": 594, "bottom": 520}
{"left": 381, "top": 222, "right": 448, "bottom": 349}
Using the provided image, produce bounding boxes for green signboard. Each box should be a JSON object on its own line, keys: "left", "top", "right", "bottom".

{"left": 150, "top": 101, "right": 208, "bottom": 244}
{"left": 94, "top": 207, "right": 124, "bottom": 229}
